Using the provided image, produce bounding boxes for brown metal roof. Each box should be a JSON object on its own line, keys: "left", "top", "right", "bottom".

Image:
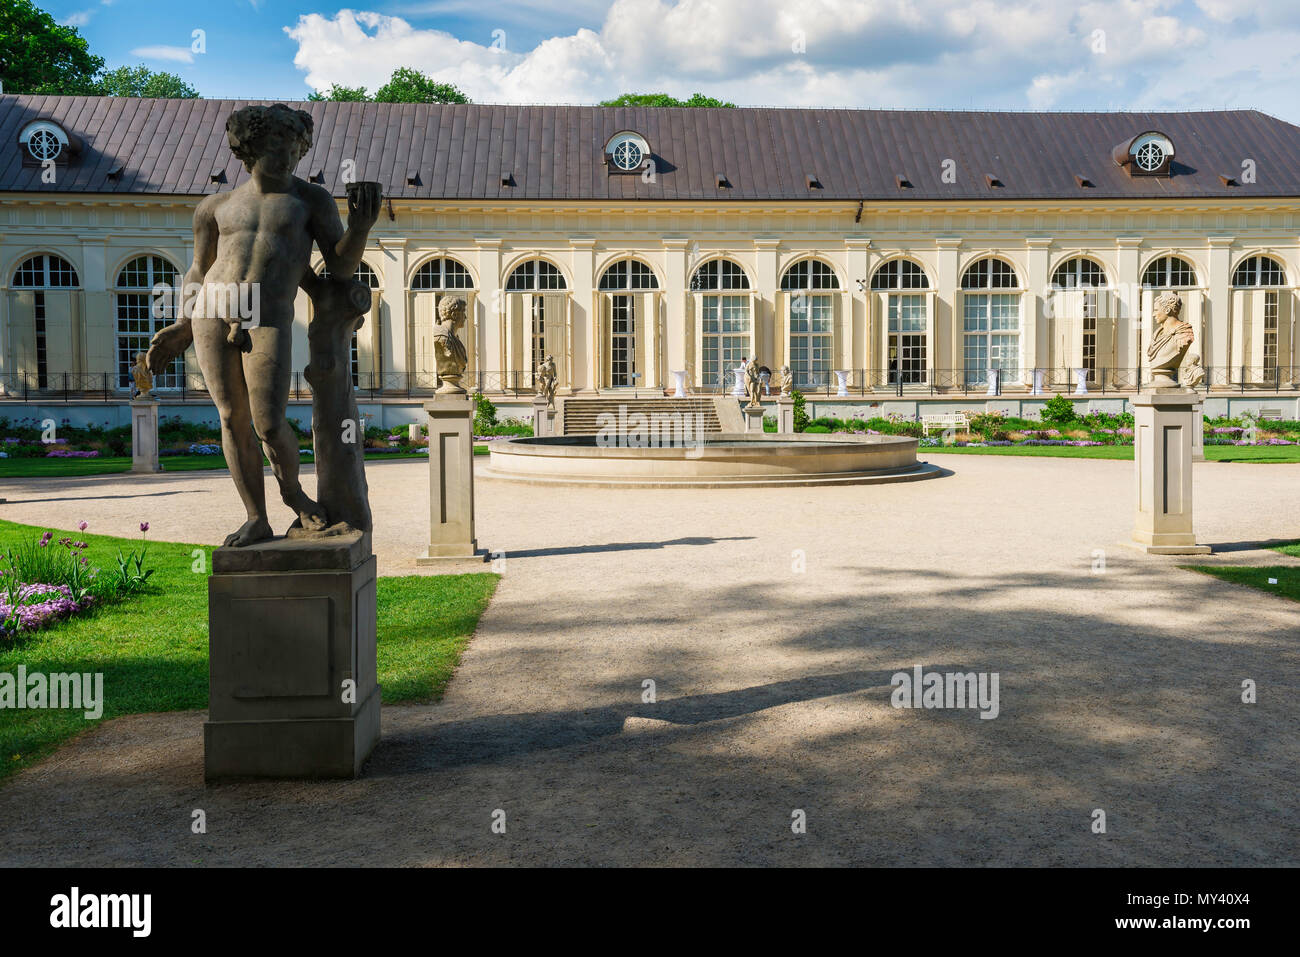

{"left": 3, "top": 94, "right": 1300, "bottom": 202}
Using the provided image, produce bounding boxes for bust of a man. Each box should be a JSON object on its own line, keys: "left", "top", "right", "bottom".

{"left": 1147, "top": 292, "right": 1203, "bottom": 389}
{"left": 779, "top": 363, "right": 793, "bottom": 396}
{"left": 434, "top": 295, "right": 469, "bottom": 393}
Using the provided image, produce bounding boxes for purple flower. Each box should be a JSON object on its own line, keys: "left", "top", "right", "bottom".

{"left": 77, "top": 521, "right": 88, "bottom": 531}
{"left": 140, "top": 522, "right": 150, "bottom": 533}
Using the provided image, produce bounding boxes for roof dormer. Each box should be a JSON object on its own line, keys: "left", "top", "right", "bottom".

{"left": 604, "top": 130, "right": 650, "bottom": 174}
{"left": 1112, "top": 130, "right": 1174, "bottom": 177}
{"left": 18, "top": 119, "right": 80, "bottom": 166}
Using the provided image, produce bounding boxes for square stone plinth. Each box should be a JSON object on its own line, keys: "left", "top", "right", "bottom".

{"left": 204, "top": 532, "right": 380, "bottom": 782}
{"left": 1129, "top": 390, "right": 1210, "bottom": 555}
{"left": 130, "top": 399, "right": 162, "bottom": 473}
{"left": 418, "top": 394, "right": 483, "bottom": 563}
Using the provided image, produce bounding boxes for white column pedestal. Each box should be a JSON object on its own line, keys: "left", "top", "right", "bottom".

{"left": 130, "top": 398, "right": 162, "bottom": 473}
{"left": 531, "top": 397, "right": 556, "bottom": 437}
{"left": 834, "top": 370, "right": 849, "bottom": 396}
{"left": 418, "top": 394, "right": 482, "bottom": 562}
{"left": 1073, "top": 368, "right": 1089, "bottom": 395}
{"left": 671, "top": 370, "right": 687, "bottom": 398}
{"left": 1129, "top": 390, "right": 1210, "bottom": 555}
{"left": 776, "top": 396, "right": 795, "bottom": 434}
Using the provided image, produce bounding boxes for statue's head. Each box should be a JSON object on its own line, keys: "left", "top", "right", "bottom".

{"left": 226, "top": 104, "right": 314, "bottom": 177}
{"left": 134, "top": 352, "right": 146, "bottom": 364}
{"left": 437, "top": 295, "right": 466, "bottom": 328}
{"left": 1154, "top": 291, "right": 1182, "bottom": 321}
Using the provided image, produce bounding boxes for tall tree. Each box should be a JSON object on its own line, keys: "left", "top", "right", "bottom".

{"left": 309, "top": 69, "right": 470, "bottom": 104}
{"left": 0, "top": 0, "right": 103, "bottom": 95}
{"left": 599, "top": 92, "right": 735, "bottom": 108}
{"left": 308, "top": 83, "right": 370, "bottom": 102}
{"left": 96, "top": 65, "right": 199, "bottom": 99}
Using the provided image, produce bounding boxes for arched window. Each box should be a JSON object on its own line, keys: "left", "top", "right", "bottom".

{"left": 411, "top": 257, "right": 473, "bottom": 290}
{"left": 780, "top": 260, "right": 839, "bottom": 389}
{"left": 1232, "top": 256, "right": 1289, "bottom": 380}
{"left": 115, "top": 255, "right": 181, "bottom": 390}
{"left": 11, "top": 254, "right": 79, "bottom": 389}
{"left": 505, "top": 259, "right": 566, "bottom": 291}
{"left": 871, "top": 259, "right": 931, "bottom": 385}
{"left": 689, "top": 258, "right": 749, "bottom": 291}
{"left": 690, "top": 259, "right": 751, "bottom": 389}
{"left": 1232, "top": 255, "right": 1287, "bottom": 288}
{"left": 1052, "top": 258, "right": 1109, "bottom": 384}
{"left": 961, "top": 258, "right": 1022, "bottom": 386}
{"left": 598, "top": 260, "right": 659, "bottom": 387}
{"left": 1051, "top": 257, "right": 1107, "bottom": 288}
{"left": 870, "top": 258, "right": 930, "bottom": 290}
{"left": 598, "top": 258, "right": 659, "bottom": 290}
{"left": 410, "top": 257, "right": 475, "bottom": 386}
{"left": 318, "top": 262, "right": 381, "bottom": 387}
{"left": 1142, "top": 256, "right": 1198, "bottom": 288}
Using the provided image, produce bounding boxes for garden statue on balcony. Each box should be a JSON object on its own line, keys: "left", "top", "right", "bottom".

{"left": 433, "top": 295, "right": 469, "bottom": 394}
{"left": 745, "top": 357, "right": 764, "bottom": 408}
{"left": 1147, "top": 291, "right": 1205, "bottom": 390}
{"left": 779, "top": 363, "right": 793, "bottom": 396}
{"left": 536, "top": 354, "right": 558, "bottom": 409}
{"left": 131, "top": 352, "right": 153, "bottom": 399}
{"left": 144, "top": 103, "right": 382, "bottom": 546}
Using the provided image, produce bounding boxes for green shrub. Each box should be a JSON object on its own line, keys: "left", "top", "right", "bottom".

{"left": 473, "top": 392, "right": 499, "bottom": 433}
{"left": 791, "top": 390, "right": 809, "bottom": 432}
{"left": 804, "top": 424, "right": 831, "bottom": 434}
{"left": 1040, "top": 394, "right": 1077, "bottom": 425}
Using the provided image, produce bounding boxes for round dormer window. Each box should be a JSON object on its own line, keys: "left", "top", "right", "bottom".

{"left": 1135, "top": 140, "right": 1164, "bottom": 171}
{"left": 19, "top": 120, "right": 70, "bottom": 163}
{"left": 605, "top": 131, "right": 650, "bottom": 172}
{"left": 613, "top": 139, "right": 642, "bottom": 170}
{"left": 28, "top": 128, "right": 62, "bottom": 162}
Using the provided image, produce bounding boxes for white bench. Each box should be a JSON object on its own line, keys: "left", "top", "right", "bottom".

{"left": 921, "top": 412, "right": 969, "bottom": 436}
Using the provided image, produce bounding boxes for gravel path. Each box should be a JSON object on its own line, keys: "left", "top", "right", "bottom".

{"left": 0, "top": 454, "right": 1297, "bottom": 866}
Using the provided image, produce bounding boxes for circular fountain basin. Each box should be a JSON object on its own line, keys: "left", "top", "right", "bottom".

{"left": 482, "top": 432, "right": 943, "bottom": 488}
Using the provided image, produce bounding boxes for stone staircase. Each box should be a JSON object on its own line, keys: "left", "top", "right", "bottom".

{"left": 560, "top": 396, "right": 728, "bottom": 435}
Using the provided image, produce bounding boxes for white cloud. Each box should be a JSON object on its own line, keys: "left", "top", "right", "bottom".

{"left": 63, "top": 11, "right": 94, "bottom": 27}
{"left": 283, "top": 1, "right": 1300, "bottom": 119}
{"left": 129, "top": 45, "right": 197, "bottom": 64}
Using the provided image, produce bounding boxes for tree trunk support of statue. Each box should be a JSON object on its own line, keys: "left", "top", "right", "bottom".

{"left": 1127, "top": 389, "right": 1210, "bottom": 555}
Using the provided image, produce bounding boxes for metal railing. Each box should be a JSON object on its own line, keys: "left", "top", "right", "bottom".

{"left": 0, "top": 366, "right": 1295, "bottom": 402}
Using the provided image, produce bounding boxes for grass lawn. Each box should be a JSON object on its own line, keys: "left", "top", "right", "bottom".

{"left": 924, "top": 444, "right": 1300, "bottom": 463}
{"left": 0, "top": 519, "right": 498, "bottom": 783}
{"left": 0, "top": 450, "right": 478, "bottom": 478}
{"left": 1182, "top": 539, "right": 1300, "bottom": 603}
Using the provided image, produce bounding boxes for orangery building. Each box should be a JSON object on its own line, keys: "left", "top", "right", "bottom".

{"left": 2, "top": 95, "right": 1300, "bottom": 423}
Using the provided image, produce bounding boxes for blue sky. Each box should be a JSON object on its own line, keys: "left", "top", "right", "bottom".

{"left": 43, "top": 1, "right": 1300, "bottom": 121}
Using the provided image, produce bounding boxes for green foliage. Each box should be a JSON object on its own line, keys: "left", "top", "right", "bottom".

{"left": 95, "top": 64, "right": 198, "bottom": 98}
{"left": 1040, "top": 394, "right": 1078, "bottom": 425}
{"left": 791, "top": 389, "right": 809, "bottom": 432}
{"left": 599, "top": 92, "right": 736, "bottom": 108}
{"left": 0, "top": 0, "right": 103, "bottom": 95}
{"left": 472, "top": 392, "right": 498, "bottom": 433}
{"left": 309, "top": 69, "right": 470, "bottom": 104}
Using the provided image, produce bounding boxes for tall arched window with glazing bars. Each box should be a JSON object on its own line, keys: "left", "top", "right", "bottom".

{"left": 115, "top": 255, "right": 181, "bottom": 390}
{"left": 690, "top": 258, "right": 751, "bottom": 390}
{"left": 11, "top": 253, "right": 79, "bottom": 390}
{"left": 870, "top": 258, "right": 930, "bottom": 386}
{"left": 411, "top": 257, "right": 476, "bottom": 388}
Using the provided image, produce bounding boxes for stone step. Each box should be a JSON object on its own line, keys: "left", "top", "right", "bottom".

{"left": 561, "top": 397, "right": 724, "bottom": 435}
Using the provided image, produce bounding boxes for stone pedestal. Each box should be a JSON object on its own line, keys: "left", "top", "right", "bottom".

{"left": 531, "top": 396, "right": 556, "bottom": 437}
{"left": 407, "top": 423, "right": 421, "bottom": 443}
{"left": 1031, "top": 369, "right": 1045, "bottom": 395}
{"left": 1130, "top": 390, "right": 1210, "bottom": 555}
{"left": 130, "top": 398, "right": 162, "bottom": 473}
{"left": 744, "top": 404, "right": 765, "bottom": 433}
{"left": 731, "top": 367, "right": 746, "bottom": 397}
{"left": 418, "top": 394, "right": 480, "bottom": 562}
{"left": 204, "top": 532, "right": 380, "bottom": 782}
{"left": 671, "top": 370, "right": 687, "bottom": 398}
{"left": 776, "top": 396, "right": 795, "bottom": 434}
{"left": 1192, "top": 401, "right": 1205, "bottom": 462}
{"left": 834, "top": 370, "right": 849, "bottom": 396}
{"left": 1073, "top": 368, "right": 1089, "bottom": 395}
{"left": 985, "top": 369, "right": 999, "bottom": 396}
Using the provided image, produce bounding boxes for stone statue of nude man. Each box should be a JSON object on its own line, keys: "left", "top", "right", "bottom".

{"left": 146, "top": 104, "right": 381, "bottom": 546}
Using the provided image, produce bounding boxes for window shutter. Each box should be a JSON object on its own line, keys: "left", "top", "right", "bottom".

{"left": 924, "top": 290, "right": 936, "bottom": 381}
{"left": 875, "top": 292, "right": 890, "bottom": 377}
{"left": 1250, "top": 290, "right": 1266, "bottom": 372}
{"left": 1182, "top": 290, "right": 1202, "bottom": 365}
{"left": 1058, "top": 288, "right": 1083, "bottom": 370}
{"left": 1278, "top": 291, "right": 1295, "bottom": 384}
{"left": 413, "top": 293, "right": 436, "bottom": 378}
{"left": 1094, "top": 290, "right": 1114, "bottom": 383}
{"left": 42, "top": 291, "right": 75, "bottom": 376}
{"left": 543, "top": 292, "right": 566, "bottom": 387}
{"left": 773, "top": 291, "right": 785, "bottom": 370}
{"left": 461, "top": 291, "right": 475, "bottom": 382}
{"left": 690, "top": 293, "right": 702, "bottom": 387}
{"left": 1141, "top": 288, "right": 1155, "bottom": 380}
{"left": 9, "top": 291, "right": 37, "bottom": 376}
{"left": 636, "top": 291, "right": 654, "bottom": 388}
